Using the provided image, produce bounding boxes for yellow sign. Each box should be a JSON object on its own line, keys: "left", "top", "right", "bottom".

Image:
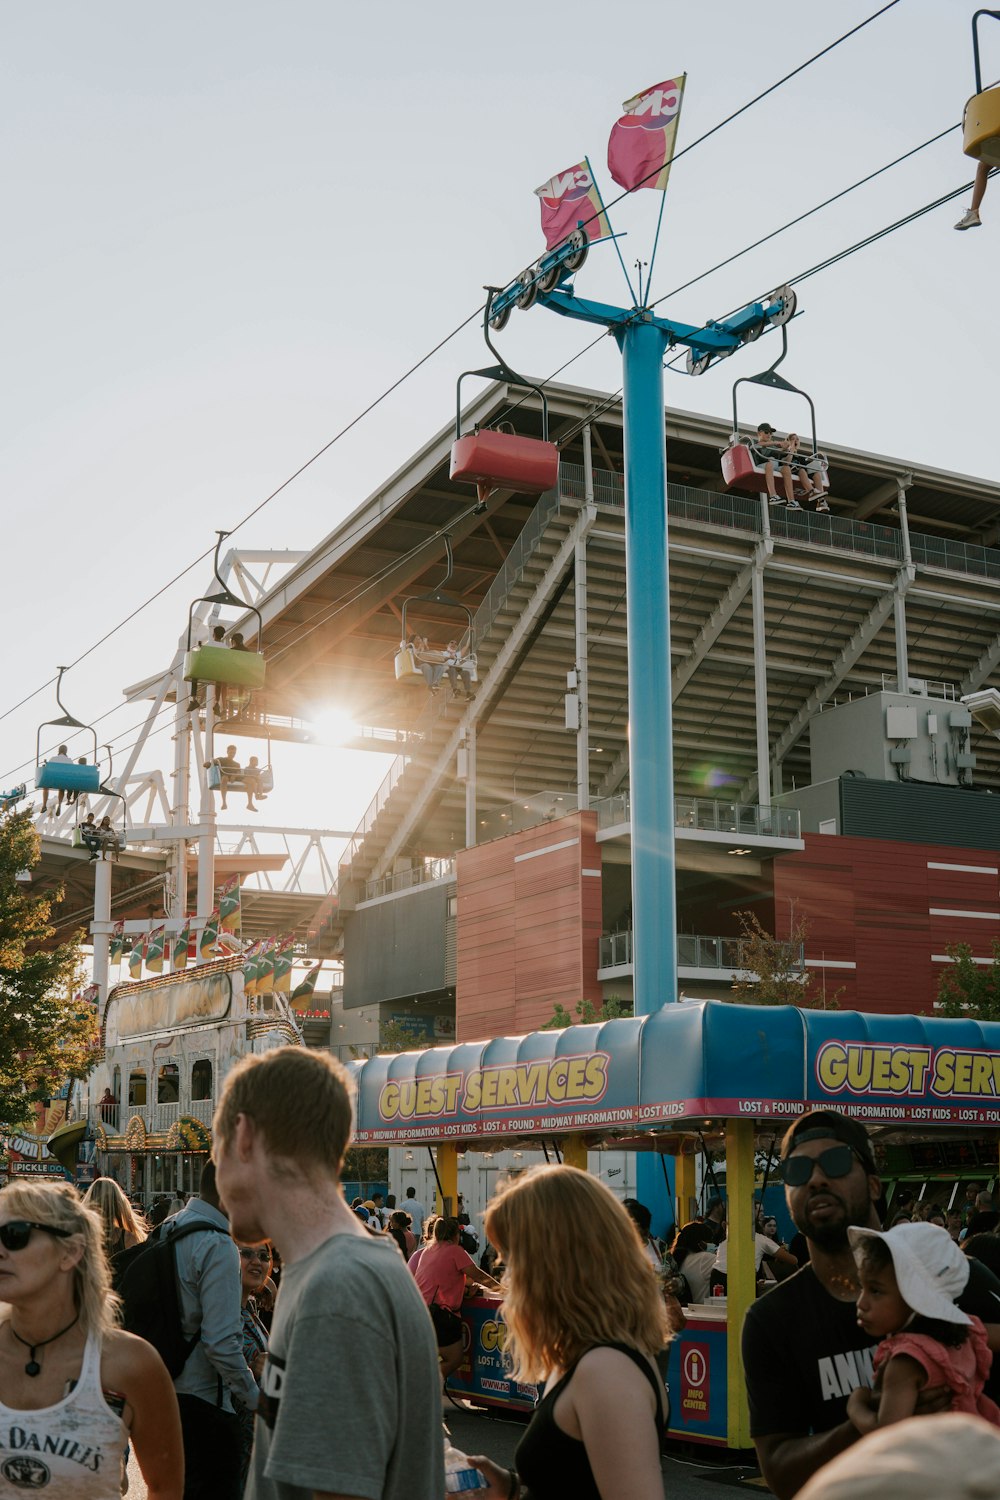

{"left": 816, "top": 1041, "right": 1000, "bottom": 1100}
{"left": 378, "top": 1053, "right": 610, "bottom": 1124}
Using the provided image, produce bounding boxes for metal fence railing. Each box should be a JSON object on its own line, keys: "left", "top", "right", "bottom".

{"left": 362, "top": 858, "right": 456, "bottom": 903}
{"left": 560, "top": 462, "right": 1000, "bottom": 581}
{"left": 594, "top": 791, "right": 801, "bottom": 840}
{"left": 599, "top": 929, "right": 805, "bottom": 973}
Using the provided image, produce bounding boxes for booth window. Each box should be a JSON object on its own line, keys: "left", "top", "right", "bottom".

{"left": 127, "top": 1070, "right": 147, "bottom": 1107}
{"left": 191, "top": 1059, "right": 213, "bottom": 1101}
{"left": 157, "top": 1063, "right": 180, "bottom": 1104}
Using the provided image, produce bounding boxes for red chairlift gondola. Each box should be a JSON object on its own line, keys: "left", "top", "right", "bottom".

{"left": 720, "top": 324, "right": 830, "bottom": 507}
{"left": 449, "top": 292, "right": 560, "bottom": 514}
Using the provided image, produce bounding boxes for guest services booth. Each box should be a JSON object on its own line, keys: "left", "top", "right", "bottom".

{"left": 350, "top": 1002, "right": 1000, "bottom": 1449}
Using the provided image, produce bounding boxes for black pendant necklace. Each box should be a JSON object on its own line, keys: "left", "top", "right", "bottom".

{"left": 9, "top": 1315, "right": 79, "bottom": 1377}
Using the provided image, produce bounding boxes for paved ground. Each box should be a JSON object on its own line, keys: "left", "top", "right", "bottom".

{"left": 128, "top": 1405, "right": 771, "bottom": 1497}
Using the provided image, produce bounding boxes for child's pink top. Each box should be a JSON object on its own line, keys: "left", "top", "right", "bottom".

{"left": 874, "top": 1315, "right": 1000, "bottom": 1426}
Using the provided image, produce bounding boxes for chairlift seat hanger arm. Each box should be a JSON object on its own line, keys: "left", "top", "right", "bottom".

{"left": 186, "top": 530, "right": 264, "bottom": 652}
{"left": 731, "top": 326, "right": 819, "bottom": 453}
{"left": 456, "top": 297, "right": 550, "bottom": 442}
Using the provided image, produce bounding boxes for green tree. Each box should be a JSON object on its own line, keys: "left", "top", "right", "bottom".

{"left": 542, "top": 995, "right": 632, "bottom": 1029}
{"left": 730, "top": 910, "right": 839, "bottom": 1009}
{"left": 0, "top": 812, "right": 97, "bottom": 1132}
{"left": 936, "top": 940, "right": 1000, "bottom": 1022}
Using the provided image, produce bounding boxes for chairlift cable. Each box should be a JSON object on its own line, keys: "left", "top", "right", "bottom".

{"left": 0, "top": 1, "right": 924, "bottom": 730}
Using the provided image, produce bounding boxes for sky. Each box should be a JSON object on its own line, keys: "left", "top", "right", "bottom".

{"left": 2, "top": 0, "right": 997, "bottom": 880}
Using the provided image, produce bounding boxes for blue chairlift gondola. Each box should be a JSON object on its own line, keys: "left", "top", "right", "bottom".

{"left": 35, "top": 669, "right": 102, "bottom": 798}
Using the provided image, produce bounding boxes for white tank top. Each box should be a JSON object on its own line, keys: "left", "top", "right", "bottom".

{"left": 0, "top": 1331, "right": 128, "bottom": 1497}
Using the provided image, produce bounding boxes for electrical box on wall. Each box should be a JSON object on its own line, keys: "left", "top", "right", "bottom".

{"left": 810, "top": 689, "right": 973, "bottom": 787}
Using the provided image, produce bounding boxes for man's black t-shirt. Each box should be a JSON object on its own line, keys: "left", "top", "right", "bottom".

{"left": 742, "top": 1257, "right": 1000, "bottom": 1438}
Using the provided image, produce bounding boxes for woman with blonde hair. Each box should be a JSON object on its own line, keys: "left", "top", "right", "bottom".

{"left": 0, "top": 1179, "right": 183, "bottom": 1498}
{"left": 84, "top": 1175, "right": 148, "bottom": 1259}
{"left": 469, "top": 1165, "right": 670, "bottom": 1500}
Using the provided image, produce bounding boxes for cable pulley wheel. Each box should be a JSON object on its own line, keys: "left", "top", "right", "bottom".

{"left": 563, "top": 229, "right": 589, "bottom": 272}
{"left": 536, "top": 262, "right": 561, "bottom": 293}
{"left": 488, "top": 301, "right": 512, "bottom": 332}
{"left": 515, "top": 271, "right": 539, "bottom": 311}
{"left": 686, "top": 349, "right": 712, "bottom": 377}
{"left": 768, "top": 285, "right": 797, "bottom": 326}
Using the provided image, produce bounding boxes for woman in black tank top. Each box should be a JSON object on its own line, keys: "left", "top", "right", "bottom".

{"left": 468, "top": 1166, "right": 671, "bottom": 1500}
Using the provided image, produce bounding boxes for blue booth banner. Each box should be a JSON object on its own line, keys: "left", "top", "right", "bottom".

{"left": 448, "top": 1298, "right": 537, "bottom": 1412}
{"left": 350, "top": 1005, "right": 1000, "bottom": 1143}
{"left": 665, "top": 1318, "right": 729, "bottom": 1445}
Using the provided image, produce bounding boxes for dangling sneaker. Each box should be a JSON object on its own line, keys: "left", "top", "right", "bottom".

{"left": 768, "top": 494, "right": 785, "bottom": 505}
{"left": 816, "top": 498, "right": 831, "bottom": 513}
{"left": 785, "top": 498, "right": 802, "bottom": 510}
{"left": 954, "top": 209, "right": 981, "bottom": 231}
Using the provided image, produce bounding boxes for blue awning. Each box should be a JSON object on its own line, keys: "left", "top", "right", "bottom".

{"left": 350, "top": 1002, "right": 1000, "bottom": 1145}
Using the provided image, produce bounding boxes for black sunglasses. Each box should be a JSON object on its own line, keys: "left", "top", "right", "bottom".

{"left": 0, "top": 1220, "right": 73, "bottom": 1252}
{"left": 780, "top": 1144, "right": 859, "bottom": 1187}
{"left": 238, "top": 1247, "right": 271, "bottom": 1262}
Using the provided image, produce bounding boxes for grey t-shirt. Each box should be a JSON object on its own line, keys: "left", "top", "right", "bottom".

{"left": 247, "top": 1229, "right": 444, "bottom": 1500}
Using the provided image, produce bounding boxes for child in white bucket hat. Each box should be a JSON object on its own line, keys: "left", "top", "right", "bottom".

{"left": 845, "top": 1222, "right": 1000, "bottom": 1429}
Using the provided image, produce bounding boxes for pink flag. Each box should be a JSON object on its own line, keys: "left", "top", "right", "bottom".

{"left": 535, "top": 160, "right": 611, "bottom": 251}
{"left": 607, "top": 77, "right": 686, "bottom": 192}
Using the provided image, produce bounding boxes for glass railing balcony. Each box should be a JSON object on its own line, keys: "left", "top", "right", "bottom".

{"left": 476, "top": 792, "right": 580, "bottom": 844}
{"left": 362, "top": 858, "right": 456, "bottom": 903}
{"left": 599, "top": 929, "right": 805, "bottom": 973}
{"left": 594, "top": 792, "right": 800, "bottom": 840}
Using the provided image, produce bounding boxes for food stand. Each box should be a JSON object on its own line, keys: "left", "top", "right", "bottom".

{"left": 351, "top": 1002, "right": 1000, "bottom": 1448}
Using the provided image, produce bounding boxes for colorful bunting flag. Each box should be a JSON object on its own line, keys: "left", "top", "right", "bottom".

{"left": 255, "top": 940, "right": 276, "bottom": 994}
{"left": 110, "top": 920, "right": 125, "bottom": 963}
{"left": 173, "top": 921, "right": 191, "bottom": 971}
{"left": 291, "top": 961, "right": 322, "bottom": 1005}
{"left": 219, "top": 875, "right": 242, "bottom": 935}
{"left": 128, "top": 936, "right": 145, "bottom": 980}
{"left": 81, "top": 984, "right": 99, "bottom": 1009}
{"left": 199, "top": 911, "right": 220, "bottom": 963}
{"left": 272, "top": 938, "right": 296, "bottom": 994}
{"left": 607, "top": 76, "right": 686, "bottom": 193}
{"left": 145, "top": 926, "right": 165, "bottom": 974}
{"left": 241, "top": 940, "right": 263, "bottom": 998}
{"left": 535, "top": 159, "right": 611, "bottom": 251}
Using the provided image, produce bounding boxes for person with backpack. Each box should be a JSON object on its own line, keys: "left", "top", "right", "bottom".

{"left": 0, "top": 1178, "right": 183, "bottom": 1499}
{"left": 127, "top": 1160, "right": 257, "bottom": 1500}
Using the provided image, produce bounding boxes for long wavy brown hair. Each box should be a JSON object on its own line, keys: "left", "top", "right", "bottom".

{"left": 484, "top": 1165, "right": 670, "bottom": 1383}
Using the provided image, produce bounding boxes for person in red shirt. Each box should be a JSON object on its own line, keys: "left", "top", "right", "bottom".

{"left": 411, "top": 1217, "right": 500, "bottom": 1379}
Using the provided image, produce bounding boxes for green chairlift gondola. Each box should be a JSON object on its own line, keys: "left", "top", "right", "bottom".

{"left": 183, "top": 531, "right": 267, "bottom": 694}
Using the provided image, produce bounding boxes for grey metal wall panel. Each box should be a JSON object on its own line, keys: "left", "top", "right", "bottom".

{"left": 839, "top": 777, "right": 1000, "bottom": 849}
{"left": 343, "top": 884, "right": 448, "bottom": 1008}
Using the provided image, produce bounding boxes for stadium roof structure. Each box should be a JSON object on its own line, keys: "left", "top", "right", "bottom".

{"left": 228, "top": 378, "right": 1000, "bottom": 900}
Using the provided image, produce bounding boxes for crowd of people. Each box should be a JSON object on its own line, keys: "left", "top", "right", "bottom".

{"left": 2, "top": 1072, "right": 999, "bottom": 1499}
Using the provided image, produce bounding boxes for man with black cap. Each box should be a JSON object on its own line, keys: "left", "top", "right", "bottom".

{"left": 741, "top": 1108, "right": 1000, "bottom": 1499}
{"left": 749, "top": 422, "right": 797, "bottom": 507}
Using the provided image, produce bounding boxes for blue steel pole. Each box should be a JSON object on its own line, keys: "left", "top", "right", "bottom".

{"left": 615, "top": 316, "right": 677, "bottom": 1017}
